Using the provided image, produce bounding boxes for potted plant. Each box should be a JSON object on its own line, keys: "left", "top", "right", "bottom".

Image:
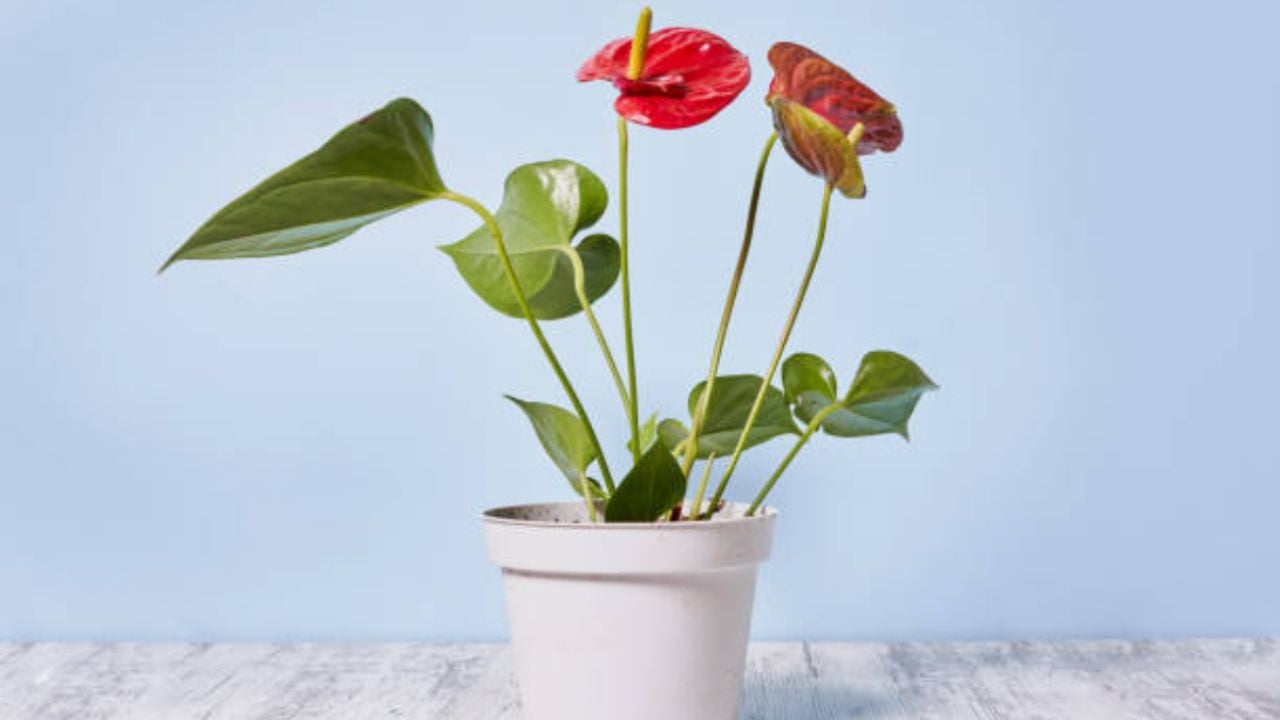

{"left": 161, "top": 8, "right": 935, "bottom": 719}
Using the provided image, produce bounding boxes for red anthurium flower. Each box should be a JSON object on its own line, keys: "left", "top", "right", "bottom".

{"left": 766, "top": 42, "right": 902, "bottom": 197}
{"left": 578, "top": 28, "right": 750, "bottom": 129}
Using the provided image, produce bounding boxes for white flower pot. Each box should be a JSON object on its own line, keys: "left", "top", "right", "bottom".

{"left": 483, "top": 501, "right": 777, "bottom": 720}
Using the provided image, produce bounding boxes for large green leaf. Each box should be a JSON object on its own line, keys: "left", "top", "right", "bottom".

{"left": 782, "top": 351, "right": 937, "bottom": 439}
{"left": 162, "top": 98, "right": 446, "bottom": 270}
{"left": 661, "top": 375, "right": 800, "bottom": 459}
{"left": 604, "top": 440, "right": 687, "bottom": 523}
{"left": 440, "top": 161, "right": 619, "bottom": 320}
{"left": 506, "top": 396, "right": 603, "bottom": 499}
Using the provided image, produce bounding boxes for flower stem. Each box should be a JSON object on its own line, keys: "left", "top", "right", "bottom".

{"left": 617, "top": 117, "right": 641, "bottom": 464}
{"left": 563, "top": 247, "right": 629, "bottom": 413}
{"left": 617, "top": 7, "right": 651, "bottom": 465}
{"left": 706, "top": 183, "right": 835, "bottom": 512}
{"left": 745, "top": 405, "right": 838, "bottom": 516}
{"left": 442, "top": 191, "right": 615, "bottom": 493}
{"left": 680, "top": 132, "right": 778, "bottom": 478}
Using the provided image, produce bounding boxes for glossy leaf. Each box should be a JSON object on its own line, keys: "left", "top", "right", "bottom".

{"left": 781, "top": 352, "right": 840, "bottom": 422}
{"left": 782, "top": 351, "right": 937, "bottom": 439}
{"left": 440, "top": 161, "right": 619, "bottom": 320}
{"left": 664, "top": 375, "right": 799, "bottom": 459}
{"left": 162, "top": 98, "right": 446, "bottom": 270}
{"left": 506, "top": 396, "right": 603, "bottom": 498}
{"left": 604, "top": 439, "right": 687, "bottom": 523}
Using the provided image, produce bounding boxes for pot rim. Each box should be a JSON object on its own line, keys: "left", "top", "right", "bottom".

{"left": 482, "top": 500, "right": 776, "bottom": 531}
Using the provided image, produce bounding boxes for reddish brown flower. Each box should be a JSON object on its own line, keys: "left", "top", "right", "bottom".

{"left": 578, "top": 27, "right": 751, "bottom": 129}
{"left": 766, "top": 42, "right": 902, "bottom": 198}
{"left": 767, "top": 42, "right": 902, "bottom": 154}
{"left": 771, "top": 100, "right": 868, "bottom": 198}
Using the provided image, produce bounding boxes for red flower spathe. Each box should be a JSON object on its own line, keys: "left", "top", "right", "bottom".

{"left": 767, "top": 42, "right": 902, "bottom": 155}
{"left": 765, "top": 42, "right": 901, "bottom": 198}
{"left": 578, "top": 28, "right": 750, "bottom": 129}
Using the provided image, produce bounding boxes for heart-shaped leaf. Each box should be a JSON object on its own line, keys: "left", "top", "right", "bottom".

{"left": 162, "top": 98, "right": 446, "bottom": 270}
{"left": 440, "top": 161, "right": 619, "bottom": 320}
{"left": 782, "top": 351, "right": 937, "bottom": 439}
{"left": 662, "top": 375, "right": 799, "bottom": 459}
{"left": 781, "top": 352, "right": 840, "bottom": 422}
{"left": 506, "top": 396, "right": 603, "bottom": 498}
{"left": 605, "top": 439, "right": 688, "bottom": 523}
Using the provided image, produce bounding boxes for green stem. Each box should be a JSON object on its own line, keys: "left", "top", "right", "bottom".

{"left": 578, "top": 471, "right": 599, "bottom": 523}
{"left": 442, "top": 191, "right": 615, "bottom": 493}
{"left": 680, "top": 133, "right": 779, "bottom": 478}
{"left": 563, "top": 247, "right": 629, "bottom": 413}
{"left": 706, "top": 183, "right": 835, "bottom": 512}
{"left": 686, "top": 453, "right": 718, "bottom": 522}
{"left": 618, "top": 117, "right": 642, "bottom": 463}
{"left": 745, "top": 406, "right": 838, "bottom": 515}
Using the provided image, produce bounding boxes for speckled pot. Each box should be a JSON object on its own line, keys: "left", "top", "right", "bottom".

{"left": 482, "top": 502, "right": 777, "bottom": 720}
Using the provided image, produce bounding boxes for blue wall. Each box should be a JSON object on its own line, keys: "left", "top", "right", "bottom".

{"left": 2, "top": 0, "right": 1277, "bottom": 641}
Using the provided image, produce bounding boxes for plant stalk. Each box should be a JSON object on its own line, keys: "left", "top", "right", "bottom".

{"left": 706, "top": 183, "right": 835, "bottom": 512}
{"left": 745, "top": 405, "right": 839, "bottom": 515}
{"left": 617, "top": 118, "right": 642, "bottom": 463}
{"left": 563, "top": 247, "right": 630, "bottom": 412}
{"left": 617, "top": 7, "right": 650, "bottom": 464}
{"left": 680, "top": 132, "right": 778, "bottom": 477}
{"left": 686, "top": 453, "right": 718, "bottom": 521}
{"left": 443, "top": 191, "right": 616, "bottom": 492}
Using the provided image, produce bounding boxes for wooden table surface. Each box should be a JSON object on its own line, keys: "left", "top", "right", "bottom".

{"left": 1, "top": 640, "right": 1277, "bottom": 719}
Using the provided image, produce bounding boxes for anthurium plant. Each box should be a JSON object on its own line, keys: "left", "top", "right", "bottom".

{"left": 162, "top": 8, "right": 936, "bottom": 523}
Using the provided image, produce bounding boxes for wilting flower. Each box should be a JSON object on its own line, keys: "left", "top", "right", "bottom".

{"left": 766, "top": 42, "right": 902, "bottom": 197}
{"left": 578, "top": 27, "right": 751, "bottom": 129}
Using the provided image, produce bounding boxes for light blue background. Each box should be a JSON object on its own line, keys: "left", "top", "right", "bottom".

{"left": 2, "top": 0, "right": 1277, "bottom": 642}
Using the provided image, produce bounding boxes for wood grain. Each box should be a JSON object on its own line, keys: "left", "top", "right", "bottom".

{"left": 0, "top": 640, "right": 1275, "bottom": 718}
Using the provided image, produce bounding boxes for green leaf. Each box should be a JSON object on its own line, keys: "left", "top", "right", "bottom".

{"left": 162, "top": 98, "right": 446, "bottom": 270}
{"left": 604, "top": 440, "right": 688, "bottom": 523}
{"left": 627, "top": 412, "right": 659, "bottom": 456}
{"left": 440, "top": 161, "right": 619, "bottom": 320}
{"left": 674, "top": 375, "right": 800, "bottom": 459}
{"left": 657, "top": 418, "right": 691, "bottom": 453}
{"left": 782, "top": 351, "right": 937, "bottom": 439}
{"left": 506, "top": 396, "right": 603, "bottom": 498}
{"left": 782, "top": 352, "right": 841, "bottom": 422}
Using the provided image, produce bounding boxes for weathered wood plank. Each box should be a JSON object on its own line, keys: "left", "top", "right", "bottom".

{"left": 0, "top": 640, "right": 1275, "bottom": 719}
{"left": 804, "top": 639, "right": 1280, "bottom": 720}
